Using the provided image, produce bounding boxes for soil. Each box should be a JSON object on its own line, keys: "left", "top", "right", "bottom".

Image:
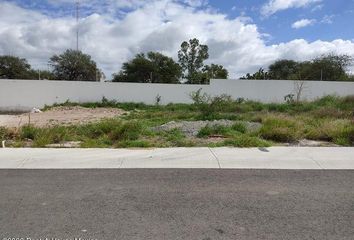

{"left": 0, "top": 106, "right": 125, "bottom": 128}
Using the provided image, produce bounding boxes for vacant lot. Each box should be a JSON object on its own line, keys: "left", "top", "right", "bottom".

{"left": 0, "top": 106, "right": 125, "bottom": 128}
{"left": 0, "top": 95, "right": 353, "bottom": 148}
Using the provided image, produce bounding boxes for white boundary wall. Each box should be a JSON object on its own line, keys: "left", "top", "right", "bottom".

{"left": 0, "top": 79, "right": 353, "bottom": 111}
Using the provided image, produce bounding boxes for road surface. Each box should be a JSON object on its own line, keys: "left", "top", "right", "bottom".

{"left": 1, "top": 169, "right": 353, "bottom": 240}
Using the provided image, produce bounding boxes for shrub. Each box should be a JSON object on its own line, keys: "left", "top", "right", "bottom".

{"left": 223, "top": 136, "right": 271, "bottom": 148}
{"left": 21, "top": 125, "right": 39, "bottom": 140}
{"left": 259, "top": 116, "right": 299, "bottom": 142}
{"left": 231, "top": 122, "right": 247, "bottom": 133}
{"left": 190, "top": 89, "right": 236, "bottom": 119}
{"left": 305, "top": 119, "right": 354, "bottom": 145}
{"left": 0, "top": 127, "right": 8, "bottom": 141}
{"left": 109, "top": 121, "right": 143, "bottom": 141}
{"left": 78, "top": 119, "right": 117, "bottom": 138}
{"left": 197, "top": 125, "right": 230, "bottom": 138}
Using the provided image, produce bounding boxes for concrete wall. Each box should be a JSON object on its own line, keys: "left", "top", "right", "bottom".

{"left": 0, "top": 79, "right": 353, "bottom": 111}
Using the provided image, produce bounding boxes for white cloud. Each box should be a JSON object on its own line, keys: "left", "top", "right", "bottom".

{"left": 321, "top": 15, "right": 335, "bottom": 24}
{"left": 0, "top": 0, "right": 353, "bottom": 79}
{"left": 261, "top": 0, "right": 322, "bottom": 16}
{"left": 292, "top": 18, "right": 316, "bottom": 29}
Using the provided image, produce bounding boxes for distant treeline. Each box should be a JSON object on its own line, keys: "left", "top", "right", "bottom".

{"left": 241, "top": 55, "right": 354, "bottom": 81}
{"left": 1, "top": 40, "right": 353, "bottom": 83}
{"left": 0, "top": 38, "right": 228, "bottom": 84}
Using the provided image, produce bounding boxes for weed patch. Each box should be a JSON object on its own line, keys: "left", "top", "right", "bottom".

{"left": 259, "top": 116, "right": 299, "bottom": 142}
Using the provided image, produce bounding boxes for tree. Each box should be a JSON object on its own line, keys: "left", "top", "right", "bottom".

{"left": 113, "top": 52, "right": 182, "bottom": 84}
{"left": 202, "top": 64, "right": 229, "bottom": 80}
{"left": 178, "top": 38, "right": 209, "bottom": 84}
{"left": 50, "top": 49, "right": 101, "bottom": 81}
{"left": 240, "top": 68, "right": 270, "bottom": 80}
{"left": 241, "top": 54, "right": 354, "bottom": 81}
{"left": 28, "top": 69, "right": 56, "bottom": 80}
{"left": 268, "top": 60, "right": 299, "bottom": 80}
{"left": 0, "top": 55, "right": 33, "bottom": 79}
{"left": 301, "top": 54, "right": 353, "bottom": 81}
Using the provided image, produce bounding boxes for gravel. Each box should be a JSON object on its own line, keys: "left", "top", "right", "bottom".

{"left": 152, "top": 120, "right": 262, "bottom": 137}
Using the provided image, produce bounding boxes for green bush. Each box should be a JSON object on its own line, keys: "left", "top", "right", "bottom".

{"left": 190, "top": 89, "right": 237, "bottom": 119}
{"left": 231, "top": 122, "right": 247, "bottom": 133}
{"left": 109, "top": 121, "right": 143, "bottom": 141}
{"left": 259, "top": 117, "right": 299, "bottom": 142}
{"left": 305, "top": 119, "right": 354, "bottom": 145}
{"left": 78, "top": 119, "right": 117, "bottom": 138}
{"left": 0, "top": 127, "right": 8, "bottom": 141}
{"left": 21, "top": 125, "right": 39, "bottom": 140}
{"left": 197, "top": 125, "right": 230, "bottom": 138}
{"left": 223, "top": 136, "right": 271, "bottom": 148}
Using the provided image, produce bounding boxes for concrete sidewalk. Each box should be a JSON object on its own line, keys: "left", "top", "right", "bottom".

{"left": 0, "top": 147, "right": 354, "bottom": 169}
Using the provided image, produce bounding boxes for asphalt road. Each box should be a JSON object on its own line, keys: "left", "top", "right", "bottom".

{"left": 0, "top": 169, "right": 353, "bottom": 240}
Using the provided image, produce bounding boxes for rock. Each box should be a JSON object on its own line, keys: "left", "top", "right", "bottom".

{"left": 152, "top": 120, "right": 262, "bottom": 137}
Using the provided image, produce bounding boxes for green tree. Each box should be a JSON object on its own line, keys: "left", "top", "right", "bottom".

{"left": 113, "top": 52, "right": 182, "bottom": 84}
{"left": 268, "top": 60, "right": 299, "bottom": 80}
{"left": 300, "top": 54, "right": 353, "bottom": 81}
{"left": 241, "top": 54, "right": 354, "bottom": 81}
{"left": 178, "top": 38, "right": 209, "bottom": 84}
{"left": 50, "top": 49, "right": 101, "bottom": 81}
{"left": 0, "top": 55, "right": 33, "bottom": 79}
{"left": 240, "top": 68, "right": 270, "bottom": 80}
{"left": 27, "top": 69, "right": 56, "bottom": 80}
{"left": 202, "top": 64, "right": 229, "bottom": 80}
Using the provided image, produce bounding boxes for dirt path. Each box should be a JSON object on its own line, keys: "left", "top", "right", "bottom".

{"left": 0, "top": 106, "right": 125, "bottom": 128}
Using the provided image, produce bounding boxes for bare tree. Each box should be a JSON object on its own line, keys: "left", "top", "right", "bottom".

{"left": 293, "top": 80, "right": 307, "bottom": 103}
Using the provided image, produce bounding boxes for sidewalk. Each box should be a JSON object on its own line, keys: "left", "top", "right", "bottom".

{"left": 0, "top": 147, "right": 353, "bottom": 169}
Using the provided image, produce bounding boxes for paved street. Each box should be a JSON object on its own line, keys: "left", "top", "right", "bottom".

{"left": 1, "top": 169, "right": 354, "bottom": 240}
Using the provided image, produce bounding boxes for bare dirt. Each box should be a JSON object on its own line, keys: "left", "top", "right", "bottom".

{"left": 0, "top": 106, "right": 125, "bottom": 128}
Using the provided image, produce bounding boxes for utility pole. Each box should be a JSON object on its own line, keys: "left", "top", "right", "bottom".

{"left": 320, "top": 69, "right": 323, "bottom": 81}
{"left": 76, "top": 0, "right": 80, "bottom": 51}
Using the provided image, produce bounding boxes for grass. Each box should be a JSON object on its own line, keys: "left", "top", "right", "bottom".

{"left": 259, "top": 116, "right": 299, "bottom": 143}
{"left": 2, "top": 95, "right": 354, "bottom": 148}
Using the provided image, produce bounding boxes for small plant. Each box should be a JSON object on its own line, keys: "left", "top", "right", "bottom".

{"left": 21, "top": 125, "right": 39, "bottom": 140}
{"left": 190, "top": 89, "right": 235, "bottom": 119}
{"left": 231, "top": 122, "right": 247, "bottom": 133}
{"left": 223, "top": 136, "right": 271, "bottom": 148}
{"left": 189, "top": 88, "right": 210, "bottom": 105}
{"left": 0, "top": 127, "right": 8, "bottom": 141}
{"left": 236, "top": 98, "right": 245, "bottom": 104}
{"left": 155, "top": 94, "right": 162, "bottom": 105}
{"left": 259, "top": 116, "right": 299, "bottom": 142}
{"left": 197, "top": 125, "right": 230, "bottom": 138}
{"left": 284, "top": 94, "right": 295, "bottom": 104}
{"left": 109, "top": 121, "right": 143, "bottom": 141}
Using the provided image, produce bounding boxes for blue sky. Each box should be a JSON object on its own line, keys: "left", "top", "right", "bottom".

{"left": 1, "top": 0, "right": 354, "bottom": 78}
{"left": 7, "top": 0, "right": 354, "bottom": 43}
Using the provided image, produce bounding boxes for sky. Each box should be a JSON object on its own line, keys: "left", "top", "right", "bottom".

{"left": 0, "top": 0, "right": 354, "bottom": 79}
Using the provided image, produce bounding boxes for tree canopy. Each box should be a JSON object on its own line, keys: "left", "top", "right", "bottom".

{"left": 241, "top": 54, "right": 354, "bottom": 81}
{"left": 112, "top": 52, "right": 182, "bottom": 84}
{"left": 178, "top": 38, "right": 209, "bottom": 84}
{"left": 0, "top": 56, "right": 33, "bottom": 79}
{"left": 50, "top": 49, "right": 101, "bottom": 81}
{"left": 202, "top": 64, "right": 229, "bottom": 80}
